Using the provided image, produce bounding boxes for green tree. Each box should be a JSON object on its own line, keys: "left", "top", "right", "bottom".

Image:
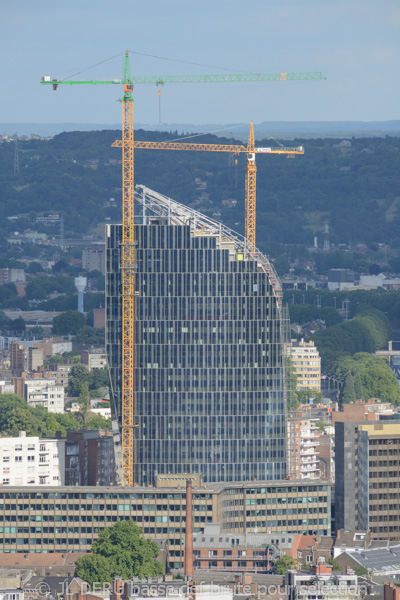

{"left": 342, "top": 372, "right": 356, "bottom": 404}
{"left": 334, "top": 354, "right": 400, "bottom": 405}
{"left": 354, "top": 565, "right": 369, "bottom": 576}
{"left": 74, "top": 555, "right": 113, "bottom": 587}
{"left": 74, "top": 326, "right": 105, "bottom": 345}
{"left": 7, "top": 406, "right": 45, "bottom": 436}
{"left": 354, "top": 371, "right": 363, "bottom": 400}
{"left": 0, "top": 310, "right": 11, "bottom": 330}
{"left": 52, "top": 310, "right": 86, "bottom": 335}
{"left": 286, "top": 358, "right": 299, "bottom": 411}
{"left": 328, "top": 557, "right": 345, "bottom": 572}
{"left": 78, "top": 382, "right": 90, "bottom": 425}
{"left": 316, "top": 421, "right": 329, "bottom": 432}
{"left": 11, "top": 316, "right": 26, "bottom": 331}
{"left": 75, "top": 521, "right": 164, "bottom": 584}
{"left": 297, "top": 389, "right": 323, "bottom": 404}
{"left": 26, "top": 262, "right": 43, "bottom": 274}
{"left": 85, "top": 414, "right": 112, "bottom": 429}
{"left": 89, "top": 367, "right": 109, "bottom": 391}
{"left": 67, "top": 363, "right": 90, "bottom": 397}
{"left": 274, "top": 555, "right": 297, "bottom": 574}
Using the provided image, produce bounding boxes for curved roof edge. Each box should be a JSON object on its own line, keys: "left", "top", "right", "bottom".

{"left": 135, "top": 184, "right": 282, "bottom": 306}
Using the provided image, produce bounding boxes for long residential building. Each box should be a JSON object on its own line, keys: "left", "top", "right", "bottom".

{"left": 0, "top": 478, "right": 330, "bottom": 569}
{"left": 106, "top": 187, "right": 289, "bottom": 485}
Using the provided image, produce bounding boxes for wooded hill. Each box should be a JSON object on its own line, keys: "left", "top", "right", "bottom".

{"left": 0, "top": 130, "right": 399, "bottom": 255}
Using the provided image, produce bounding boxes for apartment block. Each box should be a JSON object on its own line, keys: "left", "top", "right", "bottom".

{"left": 0, "top": 431, "right": 65, "bottom": 486}
{"left": 28, "top": 347, "right": 44, "bottom": 372}
{"left": 65, "top": 429, "right": 115, "bottom": 486}
{"left": 287, "top": 411, "right": 320, "bottom": 479}
{"left": 0, "top": 268, "right": 26, "bottom": 285}
{"left": 80, "top": 349, "right": 106, "bottom": 371}
{"left": 290, "top": 339, "right": 321, "bottom": 391}
{"left": 0, "top": 479, "right": 330, "bottom": 569}
{"left": 82, "top": 247, "right": 105, "bottom": 275}
{"left": 193, "top": 523, "right": 291, "bottom": 572}
{"left": 25, "top": 379, "right": 64, "bottom": 413}
{"left": 10, "top": 342, "right": 27, "bottom": 376}
{"left": 10, "top": 343, "right": 43, "bottom": 376}
{"left": 47, "top": 362, "right": 73, "bottom": 387}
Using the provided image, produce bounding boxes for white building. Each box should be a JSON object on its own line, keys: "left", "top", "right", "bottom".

{"left": 0, "top": 381, "right": 15, "bottom": 394}
{"left": 24, "top": 379, "right": 65, "bottom": 413}
{"left": 0, "top": 431, "right": 65, "bottom": 486}
{"left": 287, "top": 412, "right": 320, "bottom": 480}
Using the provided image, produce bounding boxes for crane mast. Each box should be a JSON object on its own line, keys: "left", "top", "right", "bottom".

{"left": 121, "top": 76, "right": 135, "bottom": 486}
{"left": 41, "top": 52, "right": 325, "bottom": 486}
{"left": 245, "top": 122, "right": 257, "bottom": 251}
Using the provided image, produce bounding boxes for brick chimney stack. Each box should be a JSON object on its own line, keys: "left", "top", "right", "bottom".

{"left": 184, "top": 478, "right": 194, "bottom": 578}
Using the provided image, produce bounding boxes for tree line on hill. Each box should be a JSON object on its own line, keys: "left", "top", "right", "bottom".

{"left": 0, "top": 130, "right": 399, "bottom": 255}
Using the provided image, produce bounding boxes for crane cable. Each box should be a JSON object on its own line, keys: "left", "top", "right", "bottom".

{"left": 55, "top": 50, "right": 257, "bottom": 82}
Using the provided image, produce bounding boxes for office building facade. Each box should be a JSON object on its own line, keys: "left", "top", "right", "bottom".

{"left": 106, "top": 187, "right": 288, "bottom": 485}
{"left": 0, "top": 479, "right": 330, "bottom": 568}
{"left": 335, "top": 420, "right": 400, "bottom": 538}
{"left": 357, "top": 423, "right": 400, "bottom": 539}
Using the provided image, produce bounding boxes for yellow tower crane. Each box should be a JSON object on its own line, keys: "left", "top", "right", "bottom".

{"left": 41, "top": 51, "right": 326, "bottom": 486}
{"left": 113, "top": 122, "right": 304, "bottom": 250}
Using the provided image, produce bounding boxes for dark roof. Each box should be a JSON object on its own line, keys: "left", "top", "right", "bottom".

{"left": 345, "top": 545, "right": 400, "bottom": 573}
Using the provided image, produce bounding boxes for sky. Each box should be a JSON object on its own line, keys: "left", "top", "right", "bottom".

{"left": 1, "top": 0, "right": 399, "bottom": 126}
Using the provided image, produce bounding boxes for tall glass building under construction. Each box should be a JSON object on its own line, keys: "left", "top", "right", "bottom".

{"left": 106, "top": 186, "right": 288, "bottom": 486}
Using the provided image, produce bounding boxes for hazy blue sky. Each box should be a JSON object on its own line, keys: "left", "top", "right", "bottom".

{"left": 2, "top": 0, "right": 399, "bottom": 125}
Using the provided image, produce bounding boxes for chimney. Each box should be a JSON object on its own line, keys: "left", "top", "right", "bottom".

{"left": 184, "top": 478, "right": 194, "bottom": 579}
{"left": 112, "top": 578, "right": 124, "bottom": 600}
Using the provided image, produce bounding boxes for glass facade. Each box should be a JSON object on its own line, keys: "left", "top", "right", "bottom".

{"left": 106, "top": 190, "right": 287, "bottom": 486}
